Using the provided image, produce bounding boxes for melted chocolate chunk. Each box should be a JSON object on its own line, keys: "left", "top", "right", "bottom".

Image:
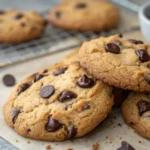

{"left": 76, "top": 3, "right": 87, "bottom": 8}
{"left": 59, "top": 91, "right": 77, "bottom": 102}
{"left": 53, "top": 67, "right": 67, "bottom": 76}
{"left": 12, "top": 108, "right": 20, "bottom": 123}
{"left": 40, "top": 85, "right": 55, "bottom": 98}
{"left": 77, "top": 74, "right": 94, "bottom": 88}
{"left": 3, "top": 74, "right": 16, "bottom": 86}
{"left": 137, "top": 100, "right": 150, "bottom": 116}
{"left": 67, "top": 125, "right": 77, "bottom": 140}
{"left": 14, "top": 13, "right": 24, "bottom": 19}
{"left": 105, "top": 43, "right": 120, "bottom": 54}
{"left": 55, "top": 11, "right": 61, "bottom": 18}
{"left": 119, "top": 33, "right": 123, "bottom": 38}
{"left": 136, "top": 49, "right": 150, "bottom": 62}
{"left": 113, "top": 87, "right": 130, "bottom": 106}
{"left": 46, "top": 117, "right": 61, "bottom": 132}
{"left": 18, "top": 83, "right": 30, "bottom": 95}
{"left": 43, "top": 69, "right": 48, "bottom": 73}
{"left": 128, "top": 39, "right": 143, "bottom": 44}
{"left": 117, "top": 141, "right": 135, "bottom": 150}
{"left": 34, "top": 74, "right": 44, "bottom": 82}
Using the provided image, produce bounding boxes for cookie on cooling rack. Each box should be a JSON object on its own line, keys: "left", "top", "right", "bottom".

{"left": 0, "top": 9, "right": 46, "bottom": 44}
{"left": 48, "top": 0, "right": 120, "bottom": 32}
{"left": 3, "top": 62, "right": 114, "bottom": 141}
{"left": 122, "top": 92, "right": 150, "bottom": 139}
{"left": 79, "top": 34, "right": 150, "bottom": 92}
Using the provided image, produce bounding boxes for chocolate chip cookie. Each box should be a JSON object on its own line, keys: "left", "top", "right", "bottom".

{"left": 3, "top": 62, "right": 114, "bottom": 141}
{"left": 122, "top": 92, "right": 150, "bottom": 139}
{"left": 79, "top": 34, "right": 150, "bottom": 92}
{"left": 48, "top": 0, "right": 120, "bottom": 31}
{"left": 0, "top": 9, "right": 46, "bottom": 44}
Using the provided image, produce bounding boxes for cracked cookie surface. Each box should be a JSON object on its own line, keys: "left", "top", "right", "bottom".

{"left": 79, "top": 34, "right": 150, "bottom": 91}
{"left": 48, "top": 0, "right": 119, "bottom": 31}
{"left": 122, "top": 92, "right": 150, "bottom": 139}
{"left": 0, "top": 9, "right": 46, "bottom": 44}
{"left": 3, "top": 62, "right": 114, "bottom": 141}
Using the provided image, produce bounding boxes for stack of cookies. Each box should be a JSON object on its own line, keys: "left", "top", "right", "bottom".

{"left": 3, "top": 0, "right": 150, "bottom": 148}
{"left": 3, "top": 33, "right": 150, "bottom": 143}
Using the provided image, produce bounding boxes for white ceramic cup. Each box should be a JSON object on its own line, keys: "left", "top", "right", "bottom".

{"left": 139, "top": 1, "right": 150, "bottom": 43}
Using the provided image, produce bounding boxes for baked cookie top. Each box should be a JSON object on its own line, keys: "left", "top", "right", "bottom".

{"left": 122, "top": 92, "right": 150, "bottom": 139}
{"left": 48, "top": 0, "right": 119, "bottom": 31}
{"left": 0, "top": 9, "right": 46, "bottom": 44}
{"left": 3, "top": 62, "right": 114, "bottom": 141}
{"left": 79, "top": 34, "right": 150, "bottom": 92}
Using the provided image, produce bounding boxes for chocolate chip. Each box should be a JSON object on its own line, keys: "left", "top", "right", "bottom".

{"left": 128, "top": 39, "right": 143, "bottom": 44}
{"left": 12, "top": 108, "right": 20, "bottom": 124}
{"left": 43, "top": 69, "right": 48, "bottom": 73}
{"left": 55, "top": 11, "right": 61, "bottom": 18}
{"left": 40, "top": 85, "right": 55, "bottom": 98}
{"left": 53, "top": 67, "right": 67, "bottom": 76}
{"left": 82, "top": 103, "right": 90, "bottom": 111}
{"left": 27, "top": 129, "right": 31, "bottom": 133}
{"left": 77, "top": 74, "right": 95, "bottom": 88}
{"left": 0, "top": 10, "right": 5, "bottom": 15}
{"left": 137, "top": 100, "right": 150, "bottom": 116}
{"left": 59, "top": 91, "right": 77, "bottom": 102}
{"left": 136, "top": 49, "right": 150, "bottom": 62}
{"left": 18, "top": 83, "right": 30, "bottom": 95}
{"left": 117, "top": 141, "right": 135, "bottom": 150}
{"left": 113, "top": 87, "right": 130, "bottom": 106}
{"left": 46, "top": 117, "right": 61, "bottom": 132}
{"left": 3, "top": 74, "right": 16, "bottom": 86}
{"left": 119, "top": 33, "right": 123, "bottom": 38}
{"left": 105, "top": 43, "right": 120, "bottom": 54}
{"left": 14, "top": 13, "right": 24, "bottom": 19}
{"left": 76, "top": 3, "right": 87, "bottom": 8}
{"left": 34, "top": 74, "right": 44, "bottom": 82}
{"left": 68, "top": 125, "right": 77, "bottom": 140}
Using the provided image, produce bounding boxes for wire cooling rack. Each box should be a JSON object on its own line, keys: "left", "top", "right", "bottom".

{"left": 0, "top": 0, "right": 141, "bottom": 67}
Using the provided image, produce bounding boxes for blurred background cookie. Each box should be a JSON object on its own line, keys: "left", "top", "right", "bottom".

{"left": 0, "top": 9, "right": 46, "bottom": 44}
{"left": 48, "top": 0, "right": 120, "bottom": 32}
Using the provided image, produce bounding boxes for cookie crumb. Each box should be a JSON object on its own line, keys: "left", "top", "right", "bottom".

{"left": 117, "top": 123, "right": 122, "bottom": 127}
{"left": 92, "top": 143, "right": 99, "bottom": 150}
{"left": 138, "top": 140, "right": 142, "bottom": 144}
{"left": 46, "top": 145, "right": 51, "bottom": 150}
{"left": 67, "top": 148, "right": 73, "bottom": 150}
{"left": 105, "top": 136, "right": 108, "bottom": 139}
{"left": 27, "top": 140, "right": 30, "bottom": 144}
{"left": 16, "top": 140, "right": 19, "bottom": 143}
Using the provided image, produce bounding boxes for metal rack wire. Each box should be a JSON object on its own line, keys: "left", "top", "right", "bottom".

{"left": 0, "top": 0, "right": 141, "bottom": 67}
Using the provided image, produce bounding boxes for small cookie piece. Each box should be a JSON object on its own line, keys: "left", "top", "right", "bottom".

{"left": 3, "top": 62, "right": 114, "bottom": 141}
{"left": 122, "top": 92, "right": 150, "bottom": 139}
{"left": 79, "top": 34, "right": 150, "bottom": 92}
{"left": 0, "top": 9, "right": 46, "bottom": 44}
{"left": 48, "top": 0, "right": 119, "bottom": 31}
